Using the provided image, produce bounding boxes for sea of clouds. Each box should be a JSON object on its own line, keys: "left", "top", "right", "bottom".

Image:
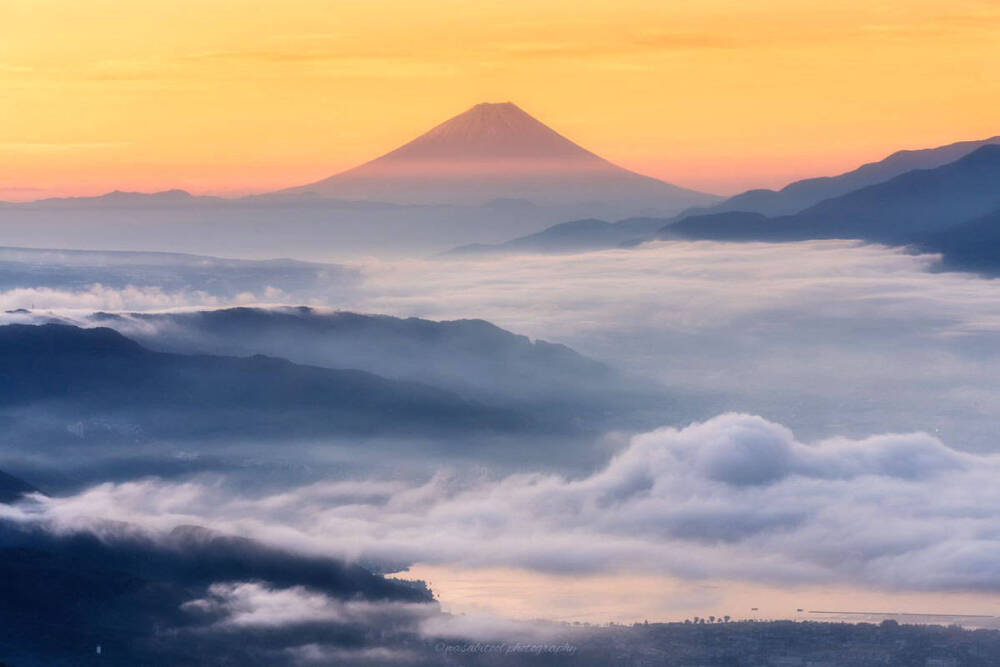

{"left": 4, "top": 238, "right": 1000, "bottom": 611}
{"left": 5, "top": 412, "right": 1000, "bottom": 595}
{"left": 6, "top": 239, "right": 998, "bottom": 450}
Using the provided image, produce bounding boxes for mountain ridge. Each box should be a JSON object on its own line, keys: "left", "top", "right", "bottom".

{"left": 689, "top": 135, "right": 1000, "bottom": 218}
{"left": 655, "top": 145, "right": 1000, "bottom": 273}
{"left": 81, "top": 306, "right": 676, "bottom": 431}
{"left": 0, "top": 322, "right": 517, "bottom": 440}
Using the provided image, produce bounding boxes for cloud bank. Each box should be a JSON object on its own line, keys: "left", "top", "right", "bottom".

{"left": 11, "top": 413, "right": 1000, "bottom": 594}
{"left": 346, "top": 240, "right": 1000, "bottom": 451}
{"left": 11, "top": 239, "right": 999, "bottom": 453}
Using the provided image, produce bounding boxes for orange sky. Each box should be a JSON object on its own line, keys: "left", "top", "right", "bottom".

{"left": 1, "top": 0, "right": 998, "bottom": 200}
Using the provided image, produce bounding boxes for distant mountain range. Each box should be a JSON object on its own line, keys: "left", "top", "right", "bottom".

{"left": 4, "top": 122, "right": 996, "bottom": 262}
{"left": 0, "top": 189, "right": 686, "bottom": 259}
{"left": 274, "top": 102, "right": 718, "bottom": 212}
{"left": 449, "top": 137, "right": 1000, "bottom": 273}
{"left": 0, "top": 188, "right": 219, "bottom": 209}
{"left": 689, "top": 135, "right": 1000, "bottom": 218}
{"left": 0, "top": 102, "right": 719, "bottom": 256}
{"left": 662, "top": 145, "right": 1000, "bottom": 254}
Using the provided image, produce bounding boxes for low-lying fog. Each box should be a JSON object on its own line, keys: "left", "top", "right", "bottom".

{"left": 3, "top": 238, "right": 1000, "bottom": 625}
{"left": 9, "top": 239, "right": 994, "bottom": 450}
{"left": 357, "top": 241, "right": 1000, "bottom": 451}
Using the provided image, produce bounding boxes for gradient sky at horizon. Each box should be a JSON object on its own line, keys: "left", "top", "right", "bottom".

{"left": 1, "top": 0, "right": 998, "bottom": 199}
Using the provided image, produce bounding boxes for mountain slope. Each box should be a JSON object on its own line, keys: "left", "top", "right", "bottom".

{"left": 663, "top": 145, "right": 1000, "bottom": 245}
{"left": 0, "top": 323, "right": 515, "bottom": 441}
{"left": 916, "top": 208, "right": 1000, "bottom": 273}
{"left": 83, "top": 307, "right": 675, "bottom": 431}
{"left": 699, "top": 135, "right": 1000, "bottom": 217}
{"left": 276, "top": 102, "right": 717, "bottom": 212}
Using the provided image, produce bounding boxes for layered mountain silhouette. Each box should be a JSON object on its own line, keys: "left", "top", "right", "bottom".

{"left": 690, "top": 135, "right": 1000, "bottom": 217}
{"left": 0, "top": 188, "right": 216, "bottom": 209}
{"left": 663, "top": 145, "right": 1000, "bottom": 245}
{"left": 0, "top": 317, "right": 679, "bottom": 449}
{"left": 275, "top": 102, "right": 717, "bottom": 211}
{"left": 0, "top": 323, "right": 516, "bottom": 442}
{"left": 84, "top": 306, "right": 676, "bottom": 431}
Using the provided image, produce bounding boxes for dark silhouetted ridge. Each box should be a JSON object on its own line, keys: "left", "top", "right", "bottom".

{"left": 0, "top": 323, "right": 514, "bottom": 438}
{"left": 662, "top": 145, "right": 1000, "bottom": 251}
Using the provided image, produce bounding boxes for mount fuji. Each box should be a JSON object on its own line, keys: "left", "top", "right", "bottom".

{"left": 275, "top": 102, "right": 718, "bottom": 212}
